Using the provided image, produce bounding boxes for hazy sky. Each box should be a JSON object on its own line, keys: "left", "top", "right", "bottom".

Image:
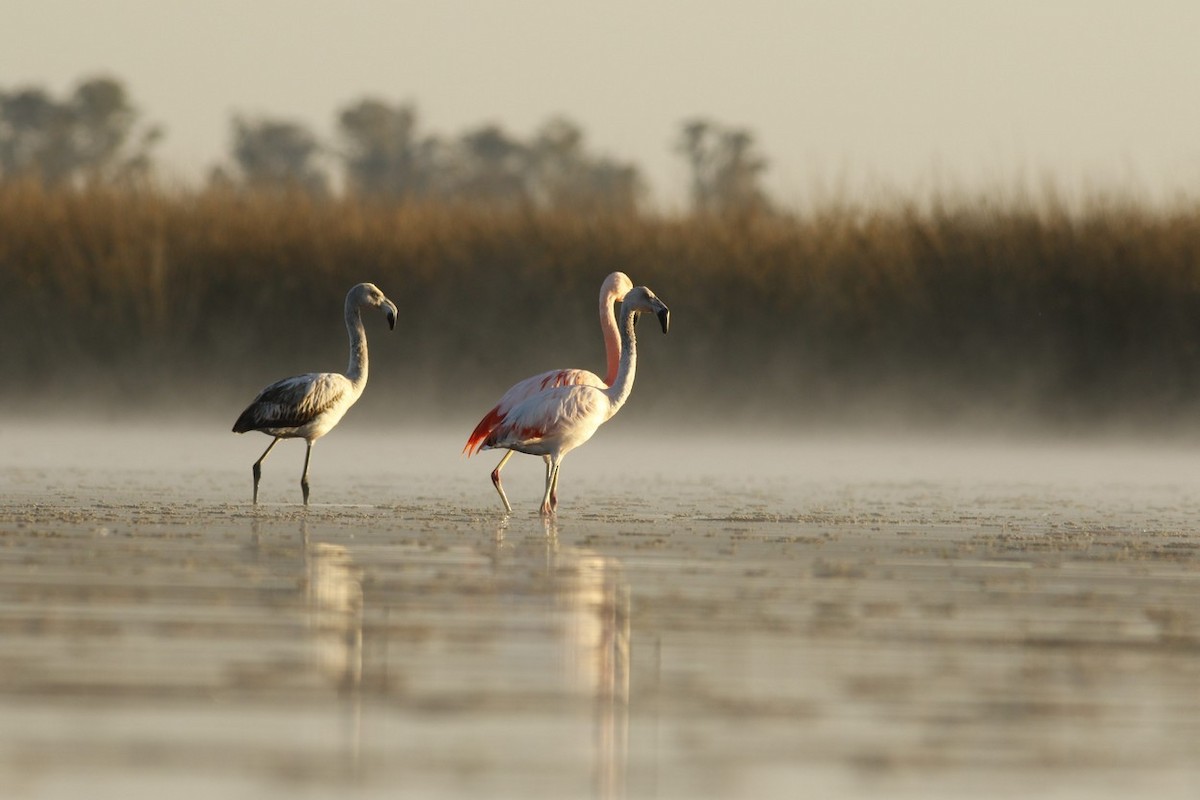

{"left": 4, "top": 0, "right": 1200, "bottom": 207}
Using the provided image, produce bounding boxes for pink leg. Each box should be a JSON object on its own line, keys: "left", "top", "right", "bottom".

{"left": 490, "top": 451, "right": 514, "bottom": 513}
{"left": 539, "top": 458, "right": 556, "bottom": 516}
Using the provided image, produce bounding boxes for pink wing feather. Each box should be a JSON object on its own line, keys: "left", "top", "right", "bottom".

{"left": 477, "top": 383, "right": 607, "bottom": 455}
{"left": 463, "top": 367, "right": 604, "bottom": 456}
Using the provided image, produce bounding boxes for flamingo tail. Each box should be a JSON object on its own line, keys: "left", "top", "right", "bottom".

{"left": 464, "top": 404, "right": 505, "bottom": 456}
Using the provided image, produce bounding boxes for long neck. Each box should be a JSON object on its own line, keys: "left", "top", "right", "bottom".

{"left": 600, "top": 291, "right": 621, "bottom": 386}
{"left": 603, "top": 308, "right": 638, "bottom": 417}
{"left": 344, "top": 301, "right": 369, "bottom": 389}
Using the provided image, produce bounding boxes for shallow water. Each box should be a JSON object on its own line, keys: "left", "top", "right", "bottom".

{"left": 2, "top": 420, "right": 1199, "bottom": 798}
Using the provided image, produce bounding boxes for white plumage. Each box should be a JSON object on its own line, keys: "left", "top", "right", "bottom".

{"left": 468, "top": 285, "right": 670, "bottom": 515}
{"left": 464, "top": 272, "right": 633, "bottom": 512}
{"left": 233, "top": 282, "right": 398, "bottom": 504}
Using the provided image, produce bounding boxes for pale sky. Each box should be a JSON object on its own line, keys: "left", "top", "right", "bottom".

{"left": 4, "top": 0, "right": 1200, "bottom": 208}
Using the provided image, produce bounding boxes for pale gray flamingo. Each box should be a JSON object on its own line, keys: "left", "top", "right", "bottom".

{"left": 465, "top": 286, "right": 669, "bottom": 515}
{"left": 463, "top": 272, "right": 633, "bottom": 512}
{"left": 233, "top": 282, "right": 397, "bottom": 505}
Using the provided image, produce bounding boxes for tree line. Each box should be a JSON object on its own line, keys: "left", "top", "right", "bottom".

{"left": 0, "top": 74, "right": 771, "bottom": 214}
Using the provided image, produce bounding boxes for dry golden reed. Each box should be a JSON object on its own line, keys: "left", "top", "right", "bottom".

{"left": 4, "top": 180, "right": 1200, "bottom": 427}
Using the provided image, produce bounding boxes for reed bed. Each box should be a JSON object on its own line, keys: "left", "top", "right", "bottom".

{"left": 3, "top": 180, "right": 1200, "bottom": 429}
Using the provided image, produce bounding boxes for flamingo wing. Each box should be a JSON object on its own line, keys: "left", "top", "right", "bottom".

{"left": 233, "top": 372, "right": 349, "bottom": 433}
{"left": 463, "top": 367, "right": 604, "bottom": 456}
{"left": 480, "top": 384, "right": 607, "bottom": 456}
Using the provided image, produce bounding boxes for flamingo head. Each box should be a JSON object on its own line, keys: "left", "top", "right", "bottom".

{"left": 349, "top": 282, "right": 398, "bottom": 330}
{"left": 602, "top": 271, "right": 635, "bottom": 305}
{"left": 623, "top": 285, "right": 670, "bottom": 334}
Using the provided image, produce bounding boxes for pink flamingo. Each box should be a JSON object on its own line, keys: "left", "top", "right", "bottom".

{"left": 466, "top": 286, "right": 669, "bottom": 515}
{"left": 233, "top": 282, "right": 398, "bottom": 505}
{"left": 464, "top": 272, "right": 634, "bottom": 512}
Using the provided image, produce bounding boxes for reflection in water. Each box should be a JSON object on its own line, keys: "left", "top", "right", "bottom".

{"left": 245, "top": 515, "right": 631, "bottom": 797}
{"left": 581, "top": 555, "right": 631, "bottom": 800}
{"left": 496, "top": 518, "right": 632, "bottom": 799}
{"left": 249, "top": 517, "right": 366, "bottom": 774}
{"left": 247, "top": 517, "right": 365, "bottom": 693}
{"left": 302, "top": 520, "right": 365, "bottom": 776}
{"left": 306, "top": 539, "right": 364, "bottom": 692}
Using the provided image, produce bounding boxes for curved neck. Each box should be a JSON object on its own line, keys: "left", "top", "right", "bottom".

{"left": 604, "top": 307, "right": 638, "bottom": 417}
{"left": 599, "top": 291, "right": 621, "bottom": 386}
{"left": 344, "top": 301, "right": 368, "bottom": 389}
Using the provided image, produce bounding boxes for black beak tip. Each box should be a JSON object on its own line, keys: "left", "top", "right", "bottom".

{"left": 387, "top": 312, "right": 397, "bottom": 330}
{"left": 658, "top": 308, "right": 670, "bottom": 334}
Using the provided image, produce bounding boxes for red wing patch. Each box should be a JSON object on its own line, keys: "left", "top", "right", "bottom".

{"left": 538, "top": 370, "right": 575, "bottom": 391}
{"left": 514, "top": 424, "right": 547, "bottom": 442}
{"left": 482, "top": 421, "right": 547, "bottom": 451}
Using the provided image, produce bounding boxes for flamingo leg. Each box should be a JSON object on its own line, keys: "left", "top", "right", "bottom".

{"left": 539, "top": 459, "right": 555, "bottom": 515}
{"left": 490, "top": 450, "right": 514, "bottom": 513}
{"left": 300, "top": 440, "right": 314, "bottom": 505}
{"left": 540, "top": 460, "right": 561, "bottom": 516}
{"left": 543, "top": 455, "right": 557, "bottom": 509}
{"left": 252, "top": 437, "right": 281, "bottom": 505}
{"left": 551, "top": 472, "right": 562, "bottom": 510}
{"left": 549, "top": 463, "right": 561, "bottom": 512}
{"left": 548, "top": 456, "right": 561, "bottom": 510}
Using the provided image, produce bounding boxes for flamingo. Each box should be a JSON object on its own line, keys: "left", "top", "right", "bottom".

{"left": 463, "top": 272, "right": 634, "bottom": 512}
{"left": 466, "top": 285, "right": 669, "bottom": 515}
{"left": 232, "top": 282, "right": 398, "bottom": 505}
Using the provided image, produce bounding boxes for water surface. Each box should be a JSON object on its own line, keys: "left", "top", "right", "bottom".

{"left": 1, "top": 421, "right": 1199, "bottom": 798}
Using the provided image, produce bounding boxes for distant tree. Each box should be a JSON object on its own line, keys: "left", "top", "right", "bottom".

{"left": 676, "top": 118, "right": 771, "bottom": 215}
{"left": 337, "top": 98, "right": 439, "bottom": 200}
{"left": 335, "top": 103, "right": 642, "bottom": 211}
{"left": 0, "top": 88, "right": 66, "bottom": 183}
{"left": 0, "top": 76, "right": 161, "bottom": 186}
{"left": 529, "top": 117, "right": 642, "bottom": 213}
{"left": 229, "top": 116, "right": 328, "bottom": 195}
{"left": 450, "top": 124, "right": 531, "bottom": 207}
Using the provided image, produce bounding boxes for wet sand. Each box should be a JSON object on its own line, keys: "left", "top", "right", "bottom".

{"left": 1, "top": 420, "right": 1199, "bottom": 798}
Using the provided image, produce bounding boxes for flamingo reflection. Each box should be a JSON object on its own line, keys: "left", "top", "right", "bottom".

{"left": 249, "top": 515, "right": 631, "bottom": 796}
{"left": 494, "top": 519, "right": 631, "bottom": 798}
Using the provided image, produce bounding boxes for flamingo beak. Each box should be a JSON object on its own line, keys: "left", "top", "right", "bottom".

{"left": 384, "top": 301, "right": 398, "bottom": 330}
{"left": 656, "top": 306, "right": 670, "bottom": 334}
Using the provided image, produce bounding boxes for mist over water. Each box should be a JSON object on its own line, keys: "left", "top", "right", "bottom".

{"left": 22, "top": 416, "right": 1200, "bottom": 509}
